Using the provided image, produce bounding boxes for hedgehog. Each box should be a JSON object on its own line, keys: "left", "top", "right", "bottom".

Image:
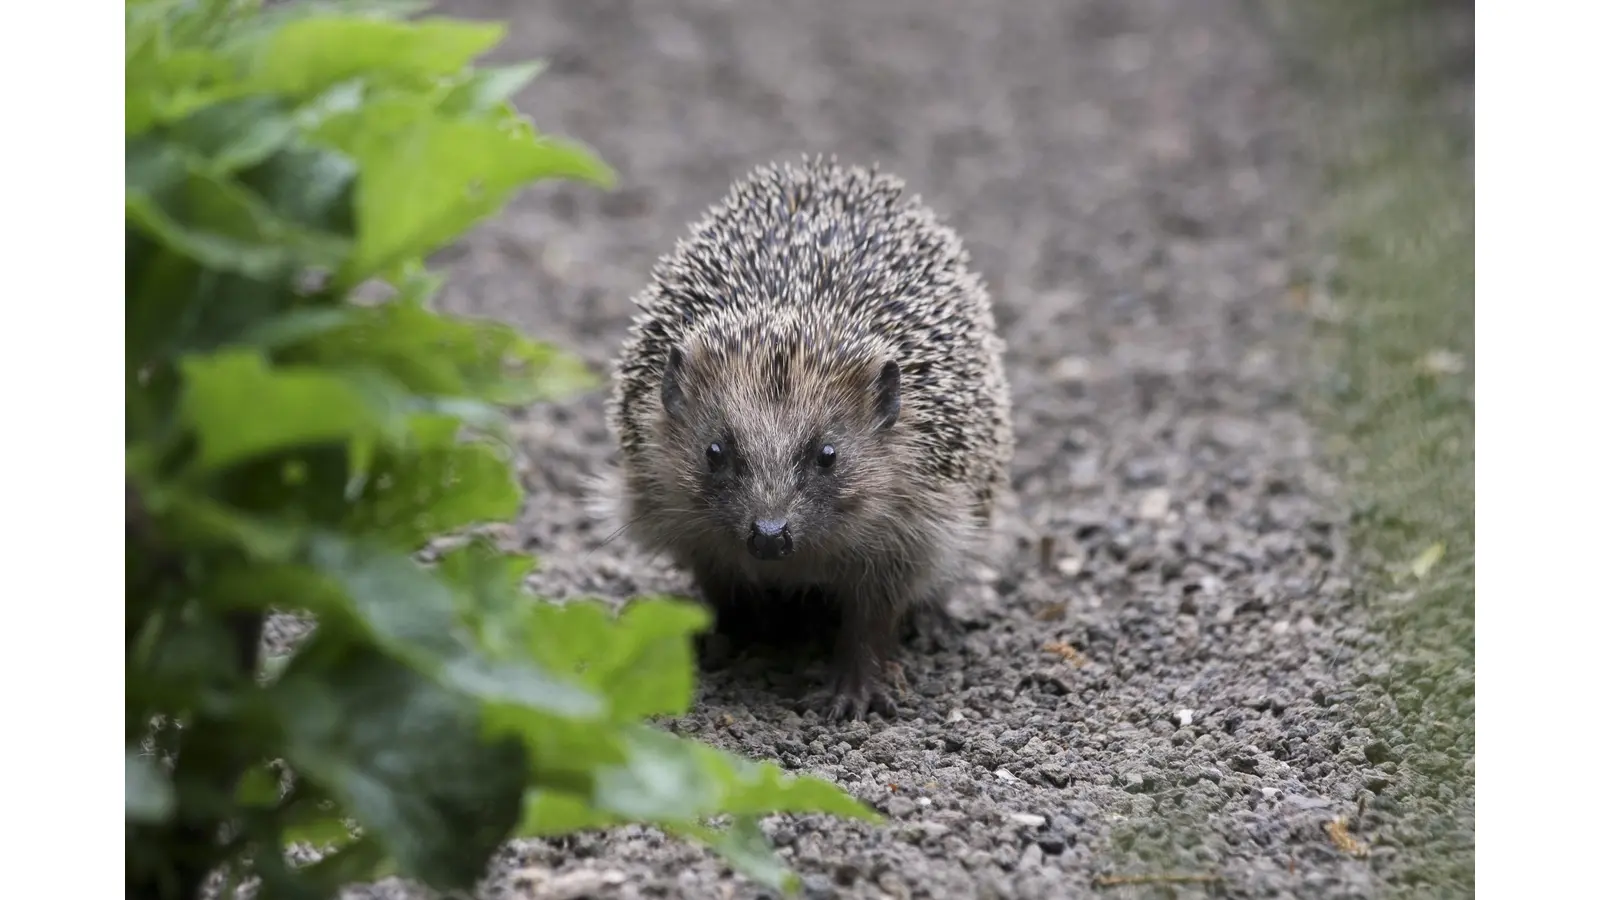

{"left": 601, "top": 156, "right": 1014, "bottom": 721}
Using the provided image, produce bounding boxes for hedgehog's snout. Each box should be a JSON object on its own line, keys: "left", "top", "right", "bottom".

{"left": 747, "top": 517, "right": 794, "bottom": 561}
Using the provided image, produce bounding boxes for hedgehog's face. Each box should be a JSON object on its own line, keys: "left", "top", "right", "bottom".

{"left": 655, "top": 341, "right": 904, "bottom": 564}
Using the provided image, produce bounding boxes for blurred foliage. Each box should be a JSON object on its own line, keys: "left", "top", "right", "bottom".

{"left": 125, "top": 2, "right": 877, "bottom": 898}
{"left": 1263, "top": 0, "right": 1473, "bottom": 895}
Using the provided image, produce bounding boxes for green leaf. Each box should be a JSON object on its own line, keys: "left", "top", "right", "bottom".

{"left": 592, "top": 726, "right": 879, "bottom": 825}
{"left": 127, "top": 749, "right": 176, "bottom": 823}
{"left": 281, "top": 811, "right": 359, "bottom": 851}
{"left": 675, "top": 817, "right": 799, "bottom": 894}
{"left": 522, "top": 597, "right": 710, "bottom": 719}
{"left": 435, "top": 538, "right": 538, "bottom": 659}
{"left": 310, "top": 95, "right": 614, "bottom": 281}
{"left": 271, "top": 646, "right": 528, "bottom": 890}
{"left": 244, "top": 16, "right": 506, "bottom": 98}
{"left": 518, "top": 788, "right": 618, "bottom": 836}
{"left": 142, "top": 487, "right": 305, "bottom": 560}
{"left": 300, "top": 535, "right": 604, "bottom": 720}
{"left": 436, "top": 62, "right": 546, "bottom": 116}
{"left": 235, "top": 763, "right": 285, "bottom": 808}
{"left": 163, "top": 95, "right": 298, "bottom": 173}
{"left": 293, "top": 297, "right": 600, "bottom": 405}
{"left": 344, "top": 442, "right": 520, "bottom": 549}
{"left": 127, "top": 137, "right": 351, "bottom": 279}
{"left": 179, "top": 350, "right": 411, "bottom": 471}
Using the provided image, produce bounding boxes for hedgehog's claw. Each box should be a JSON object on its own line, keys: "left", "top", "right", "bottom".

{"left": 810, "top": 670, "right": 897, "bottom": 722}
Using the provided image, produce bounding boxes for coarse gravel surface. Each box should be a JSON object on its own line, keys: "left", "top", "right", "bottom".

{"left": 342, "top": 0, "right": 1457, "bottom": 897}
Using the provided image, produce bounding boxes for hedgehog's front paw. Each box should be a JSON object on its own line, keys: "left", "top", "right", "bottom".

{"left": 811, "top": 669, "right": 897, "bottom": 722}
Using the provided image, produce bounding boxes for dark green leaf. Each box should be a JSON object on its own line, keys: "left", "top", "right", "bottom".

{"left": 127, "top": 749, "right": 176, "bottom": 823}
{"left": 164, "top": 95, "right": 298, "bottom": 173}
{"left": 301, "top": 535, "right": 604, "bottom": 719}
{"left": 271, "top": 646, "right": 525, "bottom": 890}
{"left": 144, "top": 487, "right": 304, "bottom": 560}
{"left": 235, "top": 143, "right": 359, "bottom": 238}
{"left": 127, "top": 137, "right": 350, "bottom": 279}
{"left": 235, "top": 763, "right": 285, "bottom": 808}
{"left": 344, "top": 442, "right": 520, "bottom": 549}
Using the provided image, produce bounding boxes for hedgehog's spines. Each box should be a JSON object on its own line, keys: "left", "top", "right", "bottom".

{"left": 608, "top": 155, "right": 1013, "bottom": 524}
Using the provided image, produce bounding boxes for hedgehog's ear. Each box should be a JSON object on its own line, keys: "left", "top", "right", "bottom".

{"left": 661, "top": 345, "right": 689, "bottom": 420}
{"left": 872, "top": 360, "right": 901, "bottom": 430}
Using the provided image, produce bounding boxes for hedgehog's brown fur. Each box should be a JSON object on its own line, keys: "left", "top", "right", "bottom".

{"left": 603, "top": 156, "right": 1013, "bottom": 721}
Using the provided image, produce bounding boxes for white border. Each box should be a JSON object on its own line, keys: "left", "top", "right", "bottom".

{"left": 1480, "top": 3, "right": 1596, "bottom": 897}
{"left": 1, "top": 1, "right": 120, "bottom": 894}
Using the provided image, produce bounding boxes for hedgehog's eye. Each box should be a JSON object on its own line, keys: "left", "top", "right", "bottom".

{"left": 706, "top": 441, "right": 727, "bottom": 471}
{"left": 816, "top": 443, "right": 837, "bottom": 470}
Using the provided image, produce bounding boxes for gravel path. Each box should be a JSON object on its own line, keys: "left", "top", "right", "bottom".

{"left": 378, "top": 1, "right": 1422, "bottom": 896}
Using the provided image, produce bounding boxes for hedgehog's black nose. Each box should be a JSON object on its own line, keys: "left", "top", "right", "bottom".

{"left": 747, "top": 518, "right": 793, "bottom": 560}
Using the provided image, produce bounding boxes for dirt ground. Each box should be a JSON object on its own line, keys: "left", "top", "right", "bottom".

{"left": 352, "top": 0, "right": 1466, "bottom": 897}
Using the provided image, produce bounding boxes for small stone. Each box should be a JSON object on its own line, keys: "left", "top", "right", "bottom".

{"left": 1418, "top": 348, "right": 1466, "bottom": 375}
{"left": 1009, "top": 812, "right": 1047, "bottom": 828}
{"left": 1177, "top": 708, "right": 1195, "bottom": 726}
{"left": 1056, "top": 555, "right": 1085, "bottom": 576}
{"left": 537, "top": 869, "right": 626, "bottom": 900}
{"left": 947, "top": 709, "right": 966, "bottom": 723}
{"left": 1272, "top": 619, "right": 1290, "bottom": 635}
{"left": 995, "top": 768, "right": 1021, "bottom": 784}
{"left": 885, "top": 796, "right": 918, "bottom": 818}
{"left": 1020, "top": 843, "right": 1045, "bottom": 869}
{"left": 1137, "top": 489, "right": 1172, "bottom": 521}
{"left": 1050, "top": 356, "right": 1093, "bottom": 382}
{"left": 917, "top": 796, "right": 933, "bottom": 807}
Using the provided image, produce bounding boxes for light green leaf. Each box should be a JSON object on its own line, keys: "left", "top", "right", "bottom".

{"left": 127, "top": 749, "right": 176, "bottom": 823}
{"left": 591, "top": 726, "right": 880, "bottom": 825}
{"left": 518, "top": 789, "right": 617, "bottom": 836}
{"left": 292, "top": 297, "right": 600, "bottom": 405}
{"left": 436, "top": 62, "right": 546, "bottom": 115}
{"left": 179, "top": 350, "right": 411, "bottom": 471}
{"left": 244, "top": 16, "right": 506, "bottom": 98}
{"left": 519, "top": 596, "right": 709, "bottom": 719}
{"left": 675, "top": 818, "right": 799, "bottom": 894}
{"left": 310, "top": 96, "right": 614, "bottom": 281}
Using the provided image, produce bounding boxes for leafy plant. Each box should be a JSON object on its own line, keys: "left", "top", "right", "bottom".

{"left": 125, "top": 2, "right": 878, "bottom": 898}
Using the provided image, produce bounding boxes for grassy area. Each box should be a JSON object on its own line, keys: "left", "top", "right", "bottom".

{"left": 1263, "top": 0, "right": 1474, "bottom": 894}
